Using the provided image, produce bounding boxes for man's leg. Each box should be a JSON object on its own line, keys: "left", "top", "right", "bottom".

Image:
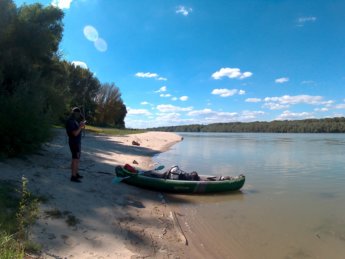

{"left": 71, "top": 158, "right": 79, "bottom": 177}
{"left": 70, "top": 144, "right": 81, "bottom": 181}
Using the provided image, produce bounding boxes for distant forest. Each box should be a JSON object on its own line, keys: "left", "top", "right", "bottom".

{"left": 148, "top": 117, "right": 345, "bottom": 133}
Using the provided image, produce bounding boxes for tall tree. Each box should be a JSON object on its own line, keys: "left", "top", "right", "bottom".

{"left": 67, "top": 63, "right": 101, "bottom": 122}
{"left": 0, "top": 0, "right": 64, "bottom": 156}
{"left": 93, "top": 83, "right": 127, "bottom": 128}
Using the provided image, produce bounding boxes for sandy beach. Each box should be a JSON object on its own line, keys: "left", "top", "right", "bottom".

{"left": 0, "top": 129, "right": 191, "bottom": 258}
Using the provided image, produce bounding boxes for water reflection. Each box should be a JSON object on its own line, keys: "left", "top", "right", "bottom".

{"left": 316, "top": 192, "right": 339, "bottom": 200}
{"left": 155, "top": 133, "right": 345, "bottom": 258}
{"left": 166, "top": 190, "right": 245, "bottom": 205}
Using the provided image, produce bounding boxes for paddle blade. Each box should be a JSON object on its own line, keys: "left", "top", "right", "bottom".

{"left": 112, "top": 176, "right": 131, "bottom": 184}
{"left": 155, "top": 165, "right": 165, "bottom": 170}
{"left": 112, "top": 177, "right": 123, "bottom": 184}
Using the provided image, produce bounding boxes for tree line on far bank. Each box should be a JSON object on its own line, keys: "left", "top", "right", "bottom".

{"left": 148, "top": 117, "right": 345, "bottom": 133}
{"left": 0, "top": 0, "right": 127, "bottom": 156}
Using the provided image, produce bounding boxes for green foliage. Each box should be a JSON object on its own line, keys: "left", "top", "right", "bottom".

{"left": 16, "top": 177, "right": 39, "bottom": 242}
{"left": 0, "top": 233, "right": 24, "bottom": 259}
{"left": 93, "top": 83, "right": 127, "bottom": 128}
{"left": 149, "top": 117, "right": 345, "bottom": 133}
{"left": 86, "top": 125, "right": 145, "bottom": 135}
{"left": 0, "top": 0, "right": 128, "bottom": 156}
{"left": 0, "top": 0, "right": 64, "bottom": 157}
{"left": 67, "top": 63, "right": 100, "bottom": 117}
{"left": 0, "top": 181, "right": 20, "bottom": 233}
{"left": 0, "top": 178, "right": 40, "bottom": 258}
{"left": 0, "top": 82, "right": 53, "bottom": 156}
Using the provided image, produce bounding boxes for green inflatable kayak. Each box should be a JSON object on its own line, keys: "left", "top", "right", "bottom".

{"left": 115, "top": 165, "right": 245, "bottom": 194}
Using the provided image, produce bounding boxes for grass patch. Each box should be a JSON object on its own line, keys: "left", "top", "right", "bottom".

{"left": 54, "top": 124, "right": 146, "bottom": 136}
{"left": 0, "top": 178, "right": 41, "bottom": 258}
{"left": 0, "top": 232, "right": 24, "bottom": 259}
{"left": 85, "top": 125, "right": 146, "bottom": 135}
{"left": 0, "top": 181, "right": 21, "bottom": 233}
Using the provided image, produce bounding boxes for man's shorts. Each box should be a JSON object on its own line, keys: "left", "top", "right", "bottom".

{"left": 69, "top": 142, "right": 81, "bottom": 159}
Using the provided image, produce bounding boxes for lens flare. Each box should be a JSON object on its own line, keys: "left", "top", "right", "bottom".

{"left": 94, "top": 38, "right": 108, "bottom": 52}
{"left": 83, "top": 25, "right": 98, "bottom": 42}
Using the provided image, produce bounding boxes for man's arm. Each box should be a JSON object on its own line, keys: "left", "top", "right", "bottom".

{"left": 71, "top": 121, "right": 85, "bottom": 136}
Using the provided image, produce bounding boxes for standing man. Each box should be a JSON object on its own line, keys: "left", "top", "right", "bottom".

{"left": 66, "top": 107, "right": 85, "bottom": 182}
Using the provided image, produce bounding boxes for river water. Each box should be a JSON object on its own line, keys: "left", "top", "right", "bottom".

{"left": 155, "top": 133, "right": 345, "bottom": 259}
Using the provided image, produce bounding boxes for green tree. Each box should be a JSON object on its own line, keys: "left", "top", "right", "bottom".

{"left": 93, "top": 83, "right": 127, "bottom": 128}
{"left": 0, "top": 0, "right": 64, "bottom": 156}
{"left": 67, "top": 63, "right": 101, "bottom": 122}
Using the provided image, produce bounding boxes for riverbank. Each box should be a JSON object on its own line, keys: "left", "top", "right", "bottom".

{"left": 0, "top": 129, "right": 190, "bottom": 258}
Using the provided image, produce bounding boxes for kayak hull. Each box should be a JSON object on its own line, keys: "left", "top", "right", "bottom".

{"left": 115, "top": 166, "right": 245, "bottom": 194}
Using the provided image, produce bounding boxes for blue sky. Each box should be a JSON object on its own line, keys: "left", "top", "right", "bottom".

{"left": 15, "top": 0, "right": 345, "bottom": 128}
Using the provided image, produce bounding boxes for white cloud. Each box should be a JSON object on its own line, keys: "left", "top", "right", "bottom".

{"left": 156, "top": 104, "right": 193, "bottom": 113}
{"left": 187, "top": 108, "right": 212, "bottom": 116}
{"left": 160, "top": 93, "right": 171, "bottom": 98}
{"left": 335, "top": 104, "right": 345, "bottom": 109}
{"left": 212, "top": 68, "right": 253, "bottom": 80}
{"left": 51, "top": 0, "right": 72, "bottom": 9}
{"left": 298, "top": 17, "right": 317, "bottom": 23}
{"left": 245, "top": 98, "right": 261, "bottom": 103}
{"left": 262, "top": 95, "right": 333, "bottom": 111}
{"left": 135, "top": 72, "right": 159, "bottom": 78}
{"left": 297, "top": 16, "right": 317, "bottom": 26}
{"left": 241, "top": 110, "right": 265, "bottom": 120}
{"left": 211, "top": 88, "right": 245, "bottom": 97}
{"left": 301, "top": 80, "right": 316, "bottom": 85}
{"left": 187, "top": 109, "right": 238, "bottom": 123}
{"left": 263, "top": 102, "right": 289, "bottom": 110}
{"left": 71, "top": 61, "right": 88, "bottom": 69}
{"left": 332, "top": 113, "right": 345, "bottom": 117}
{"left": 275, "top": 77, "right": 289, "bottom": 83}
{"left": 176, "top": 6, "right": 192, "bottom": 16}
{"left": 314, "top": 107, "right": 329, "bottom": 112}
{"left": 83, "top": 25, "right": 99, "bottom": 42}
{"left": 155, "top": 86, "right": 167, "bottom": 93}
{"left": 264, "top": 95, "right": 325, "bottom": 105}
{"left": 241, "top": 72, "right": 253, "bottom": 79}
{"left": 140, "top": 101, "right": 150, "bottom": 105}
{"left": 156, "top": 113, "right": 181, "bottom": 121}
{"left": 187, "top": 108, "right": 264, "bottom": 123}
{"left": 323, "top": 100, "right": 335, "bottom": 107}
{"left": 135, "top": 72, "right": 167, "bottom": 81}
{"left": 127, "top": 108, "right": 152, "bottom": 116}
{"left": 171, "top": 97, "right": 178, "bottom": 101}
{"left": 276, "top": 110, "right": 314, "bottom": 120}
{"left": 126, "top": 106, "right": 266, "bottom": 128}
{"left": 179, "top": 96, "right": 189, "bottom": 101}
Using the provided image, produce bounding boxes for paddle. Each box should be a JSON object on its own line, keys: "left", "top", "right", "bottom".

{"left": 112, "top": 176, "right": 130, "bottom": 184}
{"left": 112, "top": 164, "right": 165, "bottom": 184}
{"left": 154, "top": 165, "right": 165, "bottom": 171}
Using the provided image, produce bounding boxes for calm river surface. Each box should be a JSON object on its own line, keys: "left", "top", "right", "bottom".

{"left": 155, "top": 133, "right": 345, "bottom": 259}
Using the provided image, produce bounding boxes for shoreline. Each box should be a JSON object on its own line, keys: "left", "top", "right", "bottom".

{"left": 0, "top": 129, "right": 192, "bottom": 258}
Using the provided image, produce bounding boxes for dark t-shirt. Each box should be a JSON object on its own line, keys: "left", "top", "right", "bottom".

{"left": 66, "top": 117, "right": 81, "bottom": 144}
